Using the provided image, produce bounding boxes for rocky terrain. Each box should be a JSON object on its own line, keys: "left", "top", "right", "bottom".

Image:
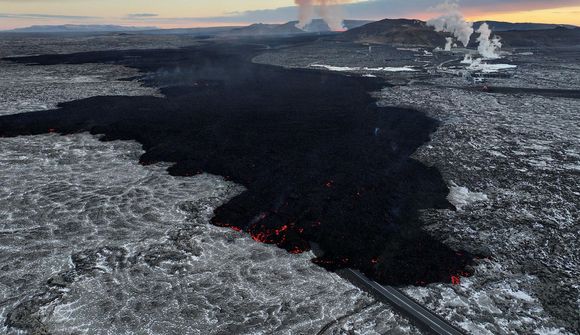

{"left": 0, "top": 61, "right": 160, "bottom": 116}
{"left": 1, "top": 31, "right": 578, "bottom": 335}
{"left": 384, "top": 55, "right": 580, "bottom": 333}
{"left": 256, "top": 42, "right": 579, "bottom": 334}
{"left": 0, "top": 34, "right": 421, "bottom": 335}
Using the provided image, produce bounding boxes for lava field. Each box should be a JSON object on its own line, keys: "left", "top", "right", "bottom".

{"left": 0, "top": 39, "right": 474, "bottom": 286}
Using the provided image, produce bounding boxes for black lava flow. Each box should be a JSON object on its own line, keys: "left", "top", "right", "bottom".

{"left": 0, "top": 37, "right": 474, "bottom": 286}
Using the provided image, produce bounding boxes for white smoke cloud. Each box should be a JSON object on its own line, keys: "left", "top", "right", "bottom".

{"left": 476, "top": 23, "right": 502, "bottom": 59}
{"left": 295, "top": 0, "right": 346, "bottom": 31}
{"left": 427, "top": 10, "right": 474, "bottom": 47}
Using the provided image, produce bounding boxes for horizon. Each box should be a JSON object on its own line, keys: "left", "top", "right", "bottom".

{"left": 3, "top": 17, "right": 577, "bottom": 33}
{"left": 1, "top": 0, "right": 579, "bottom": 30}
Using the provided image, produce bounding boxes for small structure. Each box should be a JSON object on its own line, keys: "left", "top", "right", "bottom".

{"left": 462, "top": 71, "right": 487, "bottom": 84}
{"left": 473, "top": 77, "right": 486, "bottom": 84}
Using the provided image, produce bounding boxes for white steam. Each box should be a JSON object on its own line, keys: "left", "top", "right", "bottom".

{"left": 427, "top": 3, "right": 503, "bottom": 58}
{"left": 445, "top": 37, "right": 454, "bottom": 51}
{"left": 295, "top": 0, "right": 346, "bottom": 31}
{"left": 476, "top": 23, "right": 502, "bottom": 59}
{"left": 427, "top": 11, "right": 474, "bottom": 47}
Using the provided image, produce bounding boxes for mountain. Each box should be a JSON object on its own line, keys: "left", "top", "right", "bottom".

{"left": 8, "top": 24, "right": 158, "bottom": 33}
{"left": 473, "top": 21, "right": 577, "bottom": 32}
{"left": 339, "top": 19, "right": 446, "bottom": 46}
{"left": 220, "top": 19, "right": 374, "bottom": 37}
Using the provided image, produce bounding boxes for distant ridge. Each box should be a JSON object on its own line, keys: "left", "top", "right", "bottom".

{"left": 4, "top": 20, "right": 373, "bottom": 36}
{"left": 221, "top": 22, "right": 303, "bottom": 36}
{"left": 220, "top": 19, "right": 373, "bottom": 36}
{"left": 139, "top": 26, "right": 242, "bottom": 35}
{"left": 341, "top": 18, "right": 580, "bottom": 47}
{"left": 7, "top": 24, "right": 158, "bottom": 33}
{"left": 499, "top": 26, "right": 580, "bottom": 47}
{"left": 473, "top": 21, "right": 577, "bottom": 32}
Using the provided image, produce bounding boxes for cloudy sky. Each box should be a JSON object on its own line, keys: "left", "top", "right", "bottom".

{"left": 1, "top": 0, "right": 579, "bottom": 30}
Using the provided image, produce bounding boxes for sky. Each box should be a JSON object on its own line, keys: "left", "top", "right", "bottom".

{"left": 0, "top": 0, "right": 579, "bottom": 30}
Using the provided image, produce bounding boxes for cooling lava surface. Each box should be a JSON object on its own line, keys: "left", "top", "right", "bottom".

{"left": 0, "top": 39, "right": 473, "bottom": 285}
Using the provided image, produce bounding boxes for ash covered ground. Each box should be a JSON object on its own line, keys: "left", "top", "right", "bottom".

{"left": 257, "top": 41, "right": 579, "bottom": 334}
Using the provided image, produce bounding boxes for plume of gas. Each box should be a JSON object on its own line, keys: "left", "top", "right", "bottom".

{"left": 427, "top": 11, "right": 474, "bottom": 47}
{"left": 295, "top": 0, "right": 346, "bottom": 31}
{"left": 476, "top": 23, "right": 502, "bottom": 59}
{"left": 445, "top": 37, "right": 454, "bottom": 51}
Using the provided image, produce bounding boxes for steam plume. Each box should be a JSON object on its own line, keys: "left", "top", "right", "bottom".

{"left": 476, "top": 23, "right": 502, "bottom": 59}
{"left": 427, "top": 11, "right": 474, "bottom": 47}
{"left": 295, "top": 0, "right": 346, "bottom": 31}
{"left": 444, "top": 37, "right": 454, "bottom": 51}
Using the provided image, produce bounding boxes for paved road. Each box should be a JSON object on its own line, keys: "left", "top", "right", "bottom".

{"left": 345, "top": 269, "right": 466, "bottom": 335}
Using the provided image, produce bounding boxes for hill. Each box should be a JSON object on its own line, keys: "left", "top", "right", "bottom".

{"left": 340, "top": 19, "right": 447, "bottom": 46}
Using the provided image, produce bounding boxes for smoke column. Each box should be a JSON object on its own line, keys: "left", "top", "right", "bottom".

{"left": 476, "top": 23, "right": 502, "bottom": 59}
{"left": 295, "top": 0, "right": 346, "bottom": 31}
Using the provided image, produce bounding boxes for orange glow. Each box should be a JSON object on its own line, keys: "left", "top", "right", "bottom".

{"left": 0, "top": 1, "right": 578, "bottom": 30}
{"left": 467, "top": 6, "right": 580, "bottom": 26}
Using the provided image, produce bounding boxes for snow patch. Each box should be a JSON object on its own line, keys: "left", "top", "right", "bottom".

{"left": 507, "top": 289, "right": 534, "bottom": 302}
{"left": 461, "top": 55, "right": 517, "bottom": 73}
{"left": 397, "top": 47, "right": 420, "bottom": 52}
{"left": 310, "top": 64, "right": 359, "bottom": 72}
{"left": 363, "top": 66, "right": 418, "bottom": 72}
{"left": 468, "top": 59, "right": 517, "bottom": 73}
{"left": 447, "top": 182, "right": 488, "bottom": 210}
{"left": 310, "top": 64, "right": 417, "bottom": 73}
{"left": 534, "top": 327, "right": 570, "bottom": 335}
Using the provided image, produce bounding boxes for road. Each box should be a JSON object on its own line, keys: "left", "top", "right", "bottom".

{"left": 344, "top": 269, "right": 466, "bottom": 335}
